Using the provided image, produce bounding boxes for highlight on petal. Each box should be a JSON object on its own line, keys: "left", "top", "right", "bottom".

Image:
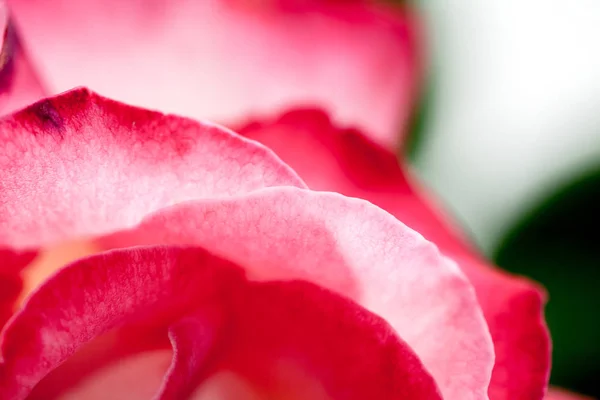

{"left": 0, "top": 246, "right": 442, "bottom": 400}
{"left": 8, "top": 0, "right": 421, "bottom": 148}
{"left": 0, "top": 88, "right": 305, "bottom": 248}
{"left": 0, "top": 2, "right": 45, "bottom": 115}
{"left": 236, "top": 109, "right": 551, "bottom": 400}
{"left": 101, "top": 188, "right": 494, "bottom": 400}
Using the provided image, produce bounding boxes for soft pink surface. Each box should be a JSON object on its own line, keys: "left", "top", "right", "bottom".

{"left": 0, "top": 90, "right": 493, "bottom": 399}
{"left": 238, "top": 109, "right": 551, "bottom": 400}
{"left": 100, "top": 188, "right": 494, "bottom": 400}
{"left": 0, "top": 247, "right": 442, "bottom": 399}
{"left": 0, "top": 3, "right": 45, "bottom": 116}
{"left": 7, "top": 0, "right": 420, "bottom": 149}
{"left": 0, "top": 88, "right": 305, "bottom": 248}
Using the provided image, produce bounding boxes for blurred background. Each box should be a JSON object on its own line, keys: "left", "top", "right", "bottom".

{"left": 404, "top": 0, "right": 600, "bottom": 397}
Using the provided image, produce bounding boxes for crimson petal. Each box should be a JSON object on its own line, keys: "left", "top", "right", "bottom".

{"left": 0, "top": 246, "right": 243, "bottom": 399}
{"left": 155, "top": 308, "right": 223, "bottom": 400}
{"left": 0, "top": 246, "right": 442, "bottom": 400}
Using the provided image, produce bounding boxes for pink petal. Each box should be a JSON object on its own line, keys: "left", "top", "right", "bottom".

{"left": 545, "top": 388, "right": 595, "bottom": 400}
{"left": 0, "top": 88, "right": 304, "bottom": 248}
{"left": 7, "top": 0, "right": 420, "bottom": 149}
{"left": 237, "top": 109, "right": 551, "bottom": 400}
{"left": 0, "top": 246, "right": 442, "bottom": 399}
{"left": 0, "top": 90, "right": 489, "bottom": 395}
{"left": 0, "top": 3, "right": 45, "bottom": 116}
{"left": 203, "top": 279, "right": 442, "bottom": 400}
{"left": 101, "top": 188, "right": 495, "bottom": 400}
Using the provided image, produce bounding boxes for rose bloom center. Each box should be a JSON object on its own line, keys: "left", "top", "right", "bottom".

{"left": 18, "top": 242, "right": 332, "bottom": 400}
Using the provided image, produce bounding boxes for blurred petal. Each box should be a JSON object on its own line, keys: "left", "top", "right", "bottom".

{"left": 545, "top": 388, "right": 595, "bottom": 400}
{"left": 0, "top": 246, "right": 441, "bottom": 400}
{"left": 101, "top": 188, "right": 494, "bottom": 400}
{"left": 8, "top": 0, "right": 420, "bottom": 148}
{"left": 0, "top": 88, "right": 304, "bottom": 248}
{"left": 237, "top": 109, "right": 550, "bottom": 400}
{"left": 0, "top": 3, "right": 45, "bottom": 115}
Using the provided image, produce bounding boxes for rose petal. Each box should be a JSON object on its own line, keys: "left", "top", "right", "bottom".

{"left": 236, "top": 109, "right": 551, "bottom": 400}
{"left": 156, "top": 308, "right": 223, "bottom": 400}
{"left": 200, "top": 279, "right": 442, "bottom": 400}
{"left": 0, "top": 88, "right": 305, "bottom": 248}
{"left": 0, "top": 246, "right": 442, "bottom": 400}
{"left": 0, "top": 2, "right": 45, "bottom": 116}
{"left": 1, "top": 91, "right": 490, "bottom": 398}
{"left": 7, "top": 0, "right": 420, "bottom": 148}
{"left": 0, "top": 246, "right": 244, "bottom": 399}
{"left": 101, "top": 188, "right": 494, "bottom": 400}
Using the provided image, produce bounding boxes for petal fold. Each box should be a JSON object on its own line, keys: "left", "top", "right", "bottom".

{"left": 237, "top": 109, "right": 551, "bottom": 400}
{"left": 155, "top": 308, "right": 223, "bottom": 400}
{"left": 0, "top": 246, "right": 442, "bottom": 400}
{"left": 101, "top": 188, "right": 495, "bottom": 400}
{"left": 0, "top": 246, "right": 244, "bottom": 399}
{"left": 0, "top": 88, "right": 304, "bottom": 248}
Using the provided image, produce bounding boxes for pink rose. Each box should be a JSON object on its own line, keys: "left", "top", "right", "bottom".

{"left": 0, "top": 0, "right": 584, "bottom": 399}
{"left": 2, "top": 88, "right": 490, "bottom": 399}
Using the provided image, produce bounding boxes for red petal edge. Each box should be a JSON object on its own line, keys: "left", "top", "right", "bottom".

{"left": 0, "top": 87, "right": 305, "bottom": 249}
{"left": 100, "top": 187, "right": 494, "bottom": 400}
{"left": 237, "top": 109, "right": 551, "bottom": 400}
{"left": 0, "top": 246, "right": 441, "bottom": 400}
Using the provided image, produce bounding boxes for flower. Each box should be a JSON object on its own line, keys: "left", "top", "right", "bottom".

{"left": 1, "top": 88, "right": 494, "bottom": 399}
{"left": 0, "top": 0, "right": 582, "bottom": 399}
